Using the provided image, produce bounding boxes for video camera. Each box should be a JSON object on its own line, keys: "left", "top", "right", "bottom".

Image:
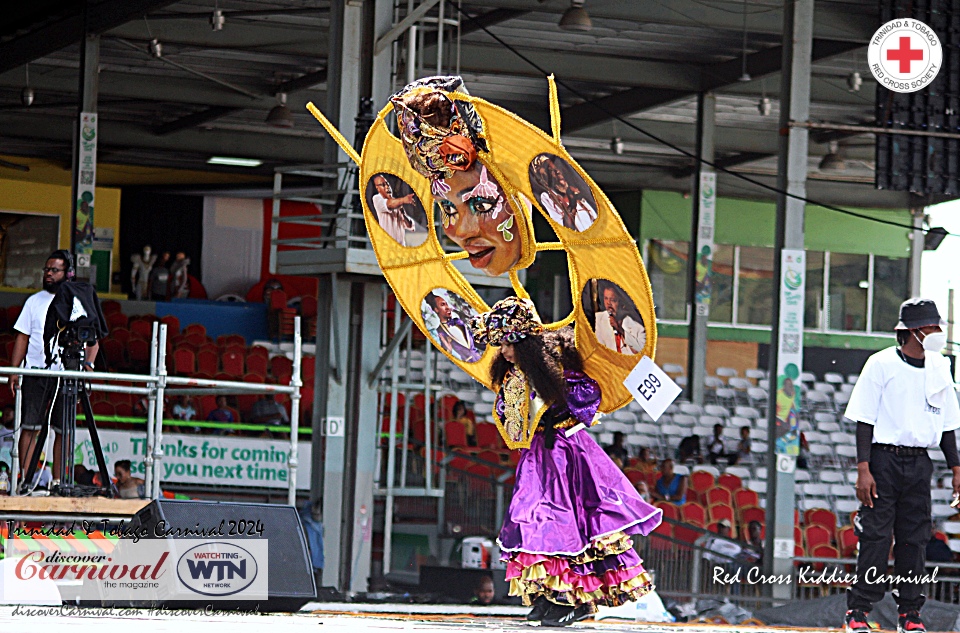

{"left": 42, "top": 281, "right": 108, "bottom": 370}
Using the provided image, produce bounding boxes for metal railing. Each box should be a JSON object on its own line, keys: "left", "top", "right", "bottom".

{"left": 2, "top": 319, "right": 304, "bottom": 506}
{"left": 639, "top": 518, "right": 960, "bottom": 610}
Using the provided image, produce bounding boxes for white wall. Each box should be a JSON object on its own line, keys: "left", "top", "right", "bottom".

{"left": 201, "top": 197, "right": 263, "bottom": 299}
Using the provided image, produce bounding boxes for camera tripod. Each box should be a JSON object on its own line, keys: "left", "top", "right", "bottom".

{"left": 20, "top": 338, "right": 115, "bottom": 497}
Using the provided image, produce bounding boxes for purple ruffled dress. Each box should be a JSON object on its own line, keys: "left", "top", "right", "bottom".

{"left": 497, "top": 370, "right": 662, "bottom": 608}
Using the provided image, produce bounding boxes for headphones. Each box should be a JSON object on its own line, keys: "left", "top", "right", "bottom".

{"left": 49, "top": 249, "right": 75, "bottom": 279}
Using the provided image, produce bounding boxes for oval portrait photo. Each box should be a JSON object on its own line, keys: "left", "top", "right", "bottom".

{"left": 581, "top": 279, "right": 646, "bottom": 355}
{"left": 421, "top": 289, "right": 486, "bottom": 363}
{"left": 529, "top": 153, "right": 598, "bottom": 232}
{"left": 365, "top": 173, "right": 429, "bottom": 247}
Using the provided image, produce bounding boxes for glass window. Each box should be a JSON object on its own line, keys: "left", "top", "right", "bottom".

{"left": 805, "top": 251, "right": 825, "bottom": 329}
{"left": 647, "top": 240, "right": 688, "bottom": 321}
{"left": 737, "top": 247, "right": 774, "bottom": 325}
{"left": 828, "top": 253, "right": 869, "bottom": 331}
{"left": 872, "top": 255, "right": 909, "bottom": 332}
{"left": 708, "top": 244, "right": 734, "bottom": 323}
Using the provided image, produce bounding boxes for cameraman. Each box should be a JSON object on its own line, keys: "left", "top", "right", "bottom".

{"left": 9, "top": 251, "right": 99, "bottom": 484}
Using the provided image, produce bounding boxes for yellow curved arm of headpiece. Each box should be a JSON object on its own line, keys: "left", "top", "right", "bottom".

{"left": 306, "top": 102, "right": 361, "bottom": 166}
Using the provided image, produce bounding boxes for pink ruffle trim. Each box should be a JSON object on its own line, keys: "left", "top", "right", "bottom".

{"left": 505, "top": 554, "right": 646, "bottom": 594}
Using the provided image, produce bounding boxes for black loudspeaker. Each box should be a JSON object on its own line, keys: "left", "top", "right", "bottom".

{"left": 111, "top": 499, "right": 316, "bottom": 612}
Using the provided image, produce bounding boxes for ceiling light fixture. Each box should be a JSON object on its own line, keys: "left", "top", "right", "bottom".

{"left": 847, "top": 71, "right": 862, "bottom": 92}
{"left": 210, "top": 9, "right": 225, "bottom": 31}
{"left": 265, "top": 92, "right": 295, "bottom": 128}
{"left": 738, "top": 0, "right": 751, "bottom": 82}
{"left": 559, "top": 0, "right": 592, "bottom": 32}
{"left": 21, "top": 63, "right": 34, "bottom": 107}
{"left": 208, "top": 156, "right": 263, "bottom": 167}
{"left": 148, "top": 38, "right": 163, "bottom": 58}
{"left": 818, "top": 141, "right": 846, "bottom": 172}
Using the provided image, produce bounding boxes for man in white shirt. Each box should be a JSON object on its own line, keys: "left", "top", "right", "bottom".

{"left": 9, "top": 251, "right": 99, "bottom": 485}
{"left": 594, "top": 284, "right": 646, "bottom": 354}
{"left": 842, "top": 299, "right": 960, "bottom": 633}
{"left": 371, "top": 174, "right": 416, "bottom": 246}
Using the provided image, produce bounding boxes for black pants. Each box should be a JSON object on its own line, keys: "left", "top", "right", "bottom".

{"left": 848, "top": 449, "right": 932, "bottom": 612}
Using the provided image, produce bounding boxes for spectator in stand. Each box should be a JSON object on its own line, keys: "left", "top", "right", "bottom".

{"left": 452, "top": 400, "right": 476, "bottom": 446}
{"left": 797, "top": 431, "right": 810, "bottom": 469}
{"left": 637, "top": 447, "right": 658, "bottom": 474}
{"left": 677, "top": 433, "right": 703, "bottom": 464}
{"left": 114, "top": 459, "right": 145, "bottom": 499}
{"left": 248, "top": 394, "right": 290, "bottom": 438}
{"left": 736, "top": 426, "right": 753, "bottom": 465}
{"left": 173, "top": 395, "right": 196, "bottom": 421}
{"left": 634, "top": 479, "right": 652, "bottom": 503}
{"left": 703, "top": 519, "right": 743, "bottom": 570}
{"left": 926, "top": 522, "right": 954, "bottom": 563}
{"left": 652, "top": 458, "right": 687, "bottom": 504}
{"left": 707, "top": 423, "right": 739, "bottom": 466}
{"left": 206, "top": 395, "right": 235, "bottom": 435}
{"left": 744, "top": 520, "right": 763, "bottom": 548}
{"left": 606, "top": 431, "right": 630, "bottom": 465}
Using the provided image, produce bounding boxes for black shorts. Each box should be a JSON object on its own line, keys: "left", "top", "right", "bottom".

{"left": 20, "top": 375, "right": 66, "bottom": 433}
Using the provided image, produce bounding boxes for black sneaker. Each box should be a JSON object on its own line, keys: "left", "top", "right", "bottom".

{"left": 541, "top": 603, "right": 593, "bottom": 627}
{"left": 844, "top": 609, "right": 871, "bottom": 633}
{"left": 526, "top": 597, "right": 549, "bottom": 621}
{"left": 898, "top": 610, "right": 926, "bottom": 633}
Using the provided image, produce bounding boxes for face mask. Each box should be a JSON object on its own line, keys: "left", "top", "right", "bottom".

{"left": 921, "top": 331, "right": 947, "bottom": 353}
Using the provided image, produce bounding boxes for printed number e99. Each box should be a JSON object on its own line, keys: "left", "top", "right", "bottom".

{"left": 637, "top": 374, "right": 661, "bottom": 401}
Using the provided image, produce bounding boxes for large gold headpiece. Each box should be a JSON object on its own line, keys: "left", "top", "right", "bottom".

{"left": 307, "top": 75, "right": 657, "bottom": 412}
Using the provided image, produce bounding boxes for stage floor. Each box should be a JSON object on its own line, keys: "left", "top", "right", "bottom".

{"left": 0, "top": 604, "right": 833, "bottom": 632}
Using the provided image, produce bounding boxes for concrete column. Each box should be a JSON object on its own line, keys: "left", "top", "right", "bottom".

{"left": 909, "top": 207, "right": 924, "bottom": 297}
{"left": 763, "top": 0, "right": 813, "bottom": 602}
{"left": 321, "top": 276, "right": 351, "bottom": 590}
{"left": 686, "top": 92, "right": 716, "bottom": 405}
{"left": 70, "top": 30, "right": 99, "bottom": 257}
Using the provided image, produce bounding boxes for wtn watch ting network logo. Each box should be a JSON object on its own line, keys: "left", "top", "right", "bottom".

{"left": 176, "top": 542, "right": 260, "bottom": 596}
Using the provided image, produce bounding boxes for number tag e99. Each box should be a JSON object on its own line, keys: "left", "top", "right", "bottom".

{"left": 637, "top": 374, "right": 661, "bottom": 401}
{"left": 623, "top": 356, "right": 682, "bottom": 421}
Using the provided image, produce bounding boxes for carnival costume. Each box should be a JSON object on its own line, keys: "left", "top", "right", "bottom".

{"left": 470, "top": 297, "right": 661, "bottom": 616}
{"left": 306, "top": 76, "right": 664, "bottom": 622}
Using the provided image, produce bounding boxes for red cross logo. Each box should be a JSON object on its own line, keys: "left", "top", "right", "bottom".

{"left": 887, "top": 36, "right": 924, "bottom": 73}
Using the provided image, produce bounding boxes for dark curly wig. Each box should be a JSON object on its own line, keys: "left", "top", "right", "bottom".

{"left": 489, "top": 327, "right": 583, "bottom": 407}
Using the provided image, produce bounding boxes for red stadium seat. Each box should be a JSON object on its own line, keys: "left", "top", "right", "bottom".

{"left": 173, "top": 348, "right": 195, "bottom": 376}
{"left": 717, "top": 472, "right": 743, "bottom": 492}
{"left": 444, "top": 421, "right": 468, "bottom": 448}
{"left": 708, "top": 503, "right": 735, "bottom": 525}
{"left": 221, "top": 351, "right": 244, "bottom": 377}
{"left": 475, "top": 422, "right": 501, "bottom": 449}
{"left": 734, "top": 488, "right": 759, "bottom": 510}
{"left": 804, "top": 524, "right": 831, "bottom": 551}
{"left": 706, "top": 486, "right": 733, "bottom": 507}
{"left": 681, "top": 502, "right": 706, "bottom": 526}
{"left": 690, "top": 469, "right": 715, "bottom": 494}
{"left": 197, "top": 348, "right": 219, "bottom": 375}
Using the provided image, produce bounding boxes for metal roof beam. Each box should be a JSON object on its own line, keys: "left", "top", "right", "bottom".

{"left": 561, "top": 39, "right": 863, "bottom": 133}
{"left": 421, "top": 8, "right": 529, "bottom": 48}
{"left": 0, "top": 0, "right": 180, "bottom": 74}
{"left": 153, "top": 106, "right": 243, "bottom": 136}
